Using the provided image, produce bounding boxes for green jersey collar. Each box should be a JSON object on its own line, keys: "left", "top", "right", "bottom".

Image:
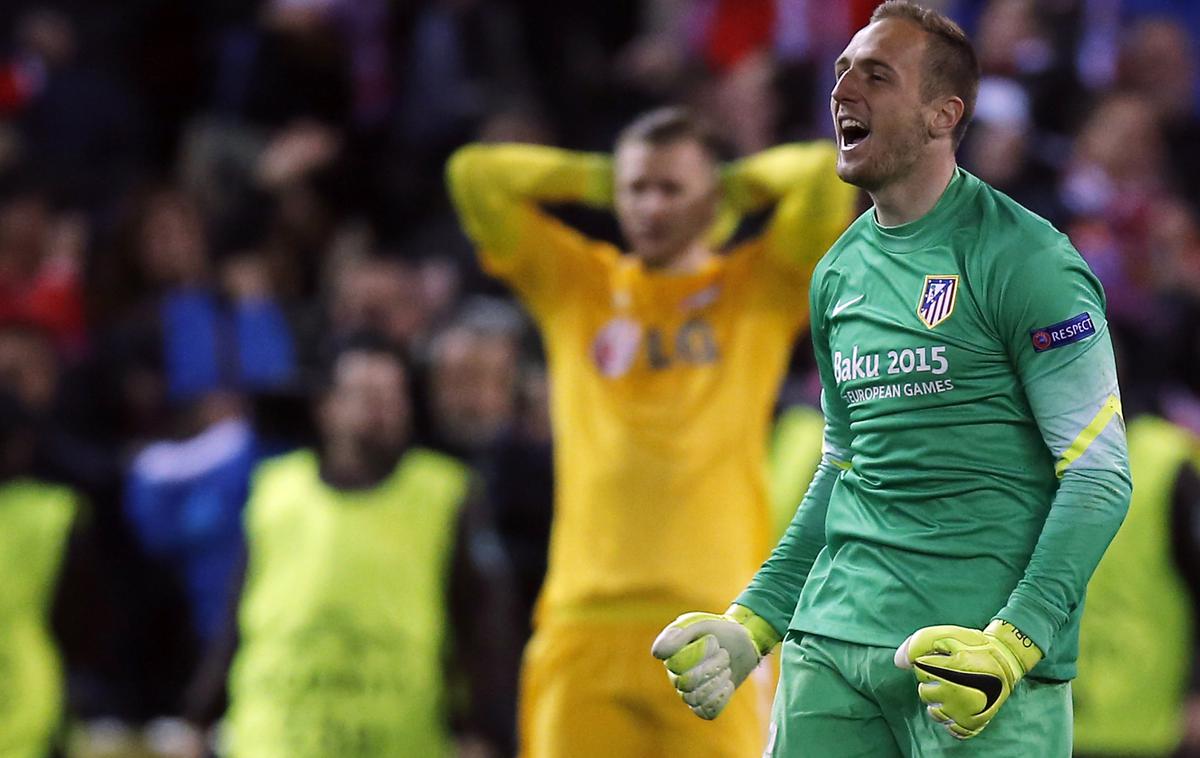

{"left": 869, "top": 167, "right": 973, "bottom": 253}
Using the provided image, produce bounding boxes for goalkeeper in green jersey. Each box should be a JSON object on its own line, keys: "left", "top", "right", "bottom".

{"left": 652, "top": 2, "right": 1132, "bottom": 755}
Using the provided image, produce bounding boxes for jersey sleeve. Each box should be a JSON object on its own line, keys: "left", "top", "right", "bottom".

{"left": 735, "top": 268, "right": 853, "bottom": 634}
{"left": 726, "top": 142, "right": 857, "bottom": 293}
{"left": 988, "top": 233, "right": 1133, "bottom": 655}
{"left": 445, "top": 143, "right": 612, "bottom": 316}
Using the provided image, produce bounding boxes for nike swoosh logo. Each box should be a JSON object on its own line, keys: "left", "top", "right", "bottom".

{"left": 831, "top": 294, "right": 864, "bottom": 317}
{"left": 914, "top": 661, "right": 1004, "bottom": 714}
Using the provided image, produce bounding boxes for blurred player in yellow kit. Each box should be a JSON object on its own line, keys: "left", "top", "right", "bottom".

{"left": 447, "top": 107, "right": 855, "bottom": 757}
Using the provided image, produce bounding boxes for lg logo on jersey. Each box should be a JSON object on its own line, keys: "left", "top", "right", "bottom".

{"left": 592, "top": 317, "right": 720, "bottom": 378}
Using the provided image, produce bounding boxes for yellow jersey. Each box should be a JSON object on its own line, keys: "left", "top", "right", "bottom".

{"left": 447, "top": 142, "right": 854, "bottom": 622}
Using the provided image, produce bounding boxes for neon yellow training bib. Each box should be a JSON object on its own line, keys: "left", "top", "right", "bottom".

{"left": 1074, "top": 415, "right": 1198, "bottom": 755}
{"left": 224, "top": 448, "right": 470, "bottom": 758}
{"left": 0, "top": 479, "right": 76, "bottom": 758}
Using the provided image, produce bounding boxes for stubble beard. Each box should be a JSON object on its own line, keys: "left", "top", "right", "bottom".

{"left": 321, "top": 433, "right": 406, "bottom": 488}
{"left": 639, "top": 244, "right": 686, "bottom": 269}
{"left": 840, "top": 112, "right": 930, "bottom": 193}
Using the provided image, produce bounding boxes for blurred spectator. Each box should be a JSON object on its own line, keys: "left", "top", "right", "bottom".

{"left": 124, "top": 394, "right": 258, "bottom": 648}
{"left": 120, "top": 381, "right": 311, "bottom": 736}
{"left": 210, "top": 0, "right": 351, "bottom": 130}
{"left": 0, "top": 319, "right": 115, "bottom": 500}
{"left": 421, "top": 297, "right": 553, "bottom": 645}
{"left": 616, "top": 0, "right": 853, "bottom": 152}
{"left": 693, "top": 1, "right": 783, "bottom": 153}
{"left": 84, "top": 185, "right": 298, "bottom": 726}
{"left": 1117, "top": 17, "right": 1200, "bottom": 205}
{"left": 1118, "top": 16, "right": 1196, "bottom": 132}
{"left": 1059, "top": 93, "right": 1186, "bottom": 403}
{"left": 393, "top": 0, "right": 533, "bottom": 150}
{"left": 92, "top": 185, "right": 296, "bottom": 439}
{"left": 972, "top": 0, "right": 1088, "bottom": 138}
{"left": 0, "top": 322, "right": 108, "bottom": 756}
{"left": 1061, "top": 94, "right": 1166, "bottom": 303}
{"left": 115, "top": 3, "right": 205, "bottom": 168}
{"left": 482, "top": 360, "right": 554, "bottom": 645}
{"left": 90, "top": 185, "right": 207, "bottom": 331}
{"left": 0, "top": 319, "right": 142, "bottom": 730}
{"left": 960, "top": 76, "right": 1065, "bottom": 225}
{"left": 9, "top": 6, "right": 146, "bottom": 208}
{"left": 324, "top": 253, "right": 436, "bottom": 355}
{"left": 322, "top": 0, "right": 394, "bottom": 132}
{"left": 506, "top": 1, "right": 639, "bottom": 146}
{"left": 187, "top": 336, "right": 518, "bottom": 756}
{"left": 422, "top": 297, "right": 525, "bottom": 459}
{"left": 1122, "top": 1, "right": 1200, "bottom": 106}
{"left": 0, "top": 392, "right": 80, "bottom": 758}
{"left": 0, "top": 186, "right": 86, "bottom": 354}
{"left": 376, "top": 0, "right": 538, "bottom": 236}
{"left": 180, "top": 117, "right": 354, "bottom": 300}
{"left": 1145, "top": 198, "right": 1200, "bottom": 303}
{"left": 1074, "top": 413, "right": 1200, "bottom": 758}
{"left": 252, "top": 121, "right": 356, "bottom": 301}
{"left": 0, "top": 319, "right": 58, "bottom": 415}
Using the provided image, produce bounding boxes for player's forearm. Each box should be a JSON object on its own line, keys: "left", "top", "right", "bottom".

{"left": 996, "top": 466, "right": 1131, "bottom": 655}
{"left": 446, "top": 143, "right": 611, "bottom": 253}
{"left": 723, "top": 141, "right": 856, "bottom": 271}
{"left": 722, "top": 142, "right": 839, "bottom": 213}
{"left": 735, "top": 455, "right": 840, "bottom": 635}
{"left": 1002, "top": 314, "right": 1130, "bottom": 653}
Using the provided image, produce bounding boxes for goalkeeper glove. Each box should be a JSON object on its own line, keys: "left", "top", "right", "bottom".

{"left": 894, "top": 619, "right": 1043, "bottom": 740}
{"left": 650, "top": 604, "right": 781, "bottom": 720}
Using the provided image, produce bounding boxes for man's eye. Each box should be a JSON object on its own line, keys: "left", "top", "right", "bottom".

{"left": 870, "top": 73, "right": 887, "bottom": 82}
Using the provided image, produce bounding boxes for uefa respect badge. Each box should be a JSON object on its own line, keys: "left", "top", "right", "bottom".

{"left": 1030, "top": 312, "right": 1095, "bottom": 353}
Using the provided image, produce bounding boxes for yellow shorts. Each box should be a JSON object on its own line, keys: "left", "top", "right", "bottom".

{"left": 518, "top": 616, "right": 774, "bottom": 758}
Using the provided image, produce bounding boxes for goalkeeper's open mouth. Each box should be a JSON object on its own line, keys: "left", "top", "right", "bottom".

{"left": 838, "top": 116, "right": 871, "bottom": 151}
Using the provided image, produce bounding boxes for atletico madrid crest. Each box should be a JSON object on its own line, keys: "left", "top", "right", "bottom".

{"left": 917, "top": 275, "right": 958, "bottom": 328}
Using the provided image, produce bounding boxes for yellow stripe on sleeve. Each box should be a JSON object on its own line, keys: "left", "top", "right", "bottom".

{"left": 1055, "top": 394, "right": 1123, "bottom": 478}
{"left": 822, "top": 437, "right": 852, "bottom": 471}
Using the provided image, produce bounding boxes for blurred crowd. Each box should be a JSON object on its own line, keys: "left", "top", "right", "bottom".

{"left": 2, "top": 0, "right": 1200, "bottom": 755}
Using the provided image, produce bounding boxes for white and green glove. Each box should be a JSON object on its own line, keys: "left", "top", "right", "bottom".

{"left": 894, "top": 619, "right": 1043, "bottom": 740}
{"left": 650, "top": 605, "right": 782, "bottom": 720}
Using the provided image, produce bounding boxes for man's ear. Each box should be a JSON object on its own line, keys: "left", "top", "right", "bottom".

{"left": 929, "top": 96, "right": 966, "bottom": 141}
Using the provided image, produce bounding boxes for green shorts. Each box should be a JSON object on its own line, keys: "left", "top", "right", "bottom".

{"left": 766, "top": 632, "right": 1072, "bottom": 757}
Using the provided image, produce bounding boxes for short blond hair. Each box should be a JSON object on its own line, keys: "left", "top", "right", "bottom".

{"left": 871, "top": 1, "right": 980, "bottom": 147}
{"left": 615, "top": 107, "right": 730, "bottom": 162}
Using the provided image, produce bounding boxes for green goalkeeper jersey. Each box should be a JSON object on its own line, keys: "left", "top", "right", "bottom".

{"left": 737, "top": 168, "right": 1131, "bottom": 681}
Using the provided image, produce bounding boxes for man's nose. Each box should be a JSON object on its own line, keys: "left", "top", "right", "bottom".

{"left": 831, "top": 71, "right": 859, "bottom": 105}
{"left": 639, "top": 190, "right": 669, "bottom": 217}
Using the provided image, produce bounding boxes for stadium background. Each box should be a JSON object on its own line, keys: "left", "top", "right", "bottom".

{"left": 1, "top": 0, "right": 1199, "bottom": 755}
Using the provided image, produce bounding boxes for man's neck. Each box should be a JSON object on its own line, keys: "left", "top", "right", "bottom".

{"left": 319, "top": 440, "right": 405, "bottom": 491}
{"left": 870, "top": 153, "right": 958, "bottom": 228}
{"left": 643, "top": 242, "right": 715, "bottom": 274}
